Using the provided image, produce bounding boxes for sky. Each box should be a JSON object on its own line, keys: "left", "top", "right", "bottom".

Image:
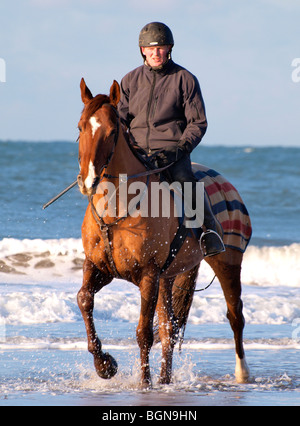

{"left": 0, "top": 0, "right": 299, "bottom": 146}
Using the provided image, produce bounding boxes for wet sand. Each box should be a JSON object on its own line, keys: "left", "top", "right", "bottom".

{"left": 2, "top": 387, "right": 299, "bottom": 407}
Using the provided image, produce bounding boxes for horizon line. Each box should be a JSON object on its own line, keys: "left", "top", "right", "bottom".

{"left": 1, "top": 139, "right": 300, "bottom": 149}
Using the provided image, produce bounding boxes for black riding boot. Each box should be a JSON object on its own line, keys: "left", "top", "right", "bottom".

{"left": 155, "top": 151, "right": 225, "bottom": 258}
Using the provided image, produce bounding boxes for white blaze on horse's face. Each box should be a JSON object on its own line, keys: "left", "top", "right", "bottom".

{"left": 84, "top": 160, "right": 96, "bottom": 191}
{"left": 89, "top": 116, "right": 101, "bottom": 137}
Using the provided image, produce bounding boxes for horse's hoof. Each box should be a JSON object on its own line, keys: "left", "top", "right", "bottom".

{"left": 140, "top": 381, "right": 152, "bottom": 390}
{"left": 235, "top": 355, "right": 250, "bottom": 383}
{"left": 158, "top": 377, "right": 172, "bottom": 385}
{"left": 94, "top": 352, "right": 118, "bottom": 379}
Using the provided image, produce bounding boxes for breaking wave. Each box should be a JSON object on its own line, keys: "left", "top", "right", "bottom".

{"left": 0, "top": 238, "right": 300, "bottom": 326}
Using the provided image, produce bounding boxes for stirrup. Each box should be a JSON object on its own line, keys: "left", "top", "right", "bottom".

{"left": 200, "top": 229, "right": 226, "bottom": 258}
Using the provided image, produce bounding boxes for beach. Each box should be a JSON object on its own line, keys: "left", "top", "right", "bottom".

{"left": 0, "top": 143, "right": 299, "bottom": 406}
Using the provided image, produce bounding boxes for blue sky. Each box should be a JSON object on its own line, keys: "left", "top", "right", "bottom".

{"left": 0, "top": 0, "right": 299, "bottom": 146}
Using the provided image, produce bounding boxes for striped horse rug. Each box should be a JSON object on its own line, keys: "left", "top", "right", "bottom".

{"left": 193, "top": 163, "right": 252, "bottom": 253}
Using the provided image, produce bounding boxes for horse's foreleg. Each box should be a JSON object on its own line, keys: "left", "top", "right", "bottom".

{"left": 206, "top": 251, "right": 250, "bottom": 383}
{"left": 156, "top": 277, "right": 177, "bottom": 385}
{"left": 77, "top": 258, "right": 117, "bottom": 379}
{"left": 136, "top": 265, "right": 160, "bottom": 389}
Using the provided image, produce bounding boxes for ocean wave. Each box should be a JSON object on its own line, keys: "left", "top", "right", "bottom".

{"left": 1, "top": 238, "right": 300, "bottom": 287}
{"left": 0, "top": 291, "right": 77, "bottom": 325}
{"left": 1, "top": 284, "right": 299, "bottom": 326}
{"left": 0, "top": 238, "right": 84, "bottom": 285}
{"left": 242, "top": 244, "right": 300, "bottom": 287}
{"left": 0, "top": 239, "right": 300, "bottom": 326}
{"left": 0, "top": 336, "right": 299, "bottom": 352}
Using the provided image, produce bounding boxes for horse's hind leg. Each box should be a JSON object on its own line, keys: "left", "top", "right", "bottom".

{"left": 77, "top": 258, "right": 117, "bottom": 379}
{"left": 156, "top": 277, "right": 177, "bottom": 384}
{"left": 206, "top": 249, "right": 250, "bottom": 383}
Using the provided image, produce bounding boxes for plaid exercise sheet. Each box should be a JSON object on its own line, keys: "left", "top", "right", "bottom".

{"left": 193, "top": 163, "right": 252, "bottom": 253}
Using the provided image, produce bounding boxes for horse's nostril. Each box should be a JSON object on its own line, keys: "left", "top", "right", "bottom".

{"left": 77, "top": 174, "right": 83, "bottom": 187}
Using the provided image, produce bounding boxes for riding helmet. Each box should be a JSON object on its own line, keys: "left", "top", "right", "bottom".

{"left": 138, "top": 22, "right": 174, "bottom": 47}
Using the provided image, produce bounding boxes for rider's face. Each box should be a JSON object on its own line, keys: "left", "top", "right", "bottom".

{"left": 141, "top": 45, "right": 171, "bottom": 68}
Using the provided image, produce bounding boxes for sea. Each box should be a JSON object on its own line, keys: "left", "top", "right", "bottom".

{"left": 0, "top": 141, "right": 299, "bottom": 407}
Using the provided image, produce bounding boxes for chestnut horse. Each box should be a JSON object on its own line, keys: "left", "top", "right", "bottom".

{"left": 76, "top": 79, "right": 251, "bottom": 388}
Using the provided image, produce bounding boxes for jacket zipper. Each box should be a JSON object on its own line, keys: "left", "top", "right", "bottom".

{"left": 146, "top": 72, "right": 157, "bottom": 154}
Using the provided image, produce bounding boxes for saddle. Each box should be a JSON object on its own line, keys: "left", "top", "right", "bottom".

{"left": 126, "top": 142, "right": 201, "bottom": 273}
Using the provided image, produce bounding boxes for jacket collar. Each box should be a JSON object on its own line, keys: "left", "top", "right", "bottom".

{"left": 144, "top": 59, "right": 175, "bottom": 76}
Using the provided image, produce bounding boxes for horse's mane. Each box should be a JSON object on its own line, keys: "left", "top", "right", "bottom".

{"left": 82, "top": 94, "right": 110, "bottom": 122}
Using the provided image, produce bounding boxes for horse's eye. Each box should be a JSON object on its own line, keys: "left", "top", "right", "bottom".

{"left": 78, "top": 125, "right": 82, "bottom": 133}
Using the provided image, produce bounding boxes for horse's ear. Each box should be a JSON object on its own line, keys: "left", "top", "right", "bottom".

{"left": 109, "top": 80, "right": 120, "bottom": 108}
{"left": 80, "top": 78, "right": 93, "bottom": 104}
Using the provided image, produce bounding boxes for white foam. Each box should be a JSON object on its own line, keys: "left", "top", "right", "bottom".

{"left": 0, "top": 237, "right": 84, "bottom": 258}
{"left": 0, "top": 291, "right": 77, "bottom": 325}
{"left": 1, "top": 239, "right": 300, "bottom": 287}
{"left": 0, "top": 237, "right": 84, "bottom": 286}
{"left": 1, "top": 239, "right": 300, "bottom": 326}
{"left": 1, "top": 335, "right": 299, "bottom": 352}
{"left": 242, "top": 244, "right": 300, "bottom": 287}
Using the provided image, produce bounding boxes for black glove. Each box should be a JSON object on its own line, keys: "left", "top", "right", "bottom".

{"left": 178, "top": 140, "right": 193, "bottom": 154}
{"left": 155, "top": 147, "right": 185, "bottom": 165}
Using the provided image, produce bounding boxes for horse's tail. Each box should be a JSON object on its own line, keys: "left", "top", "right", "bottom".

{"left": 172, "top": 266, "right": 199, "bottom": 349}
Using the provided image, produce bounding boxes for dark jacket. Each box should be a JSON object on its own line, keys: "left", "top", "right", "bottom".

{"left": 118, "top": 60, "right": 208, "bottom": 154}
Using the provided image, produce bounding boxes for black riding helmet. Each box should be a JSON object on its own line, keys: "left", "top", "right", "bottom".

{"left": 139, "top": 22, "right": 174, "bottom": 62}
{"left": 139, "top": 22, "right": 174, "bottom": 47}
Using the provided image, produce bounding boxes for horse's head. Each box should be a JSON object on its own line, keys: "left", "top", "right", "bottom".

{"left": 77, "top": 78, "right": 120, "bottom": 196}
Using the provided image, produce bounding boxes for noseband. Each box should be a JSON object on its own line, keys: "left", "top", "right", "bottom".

{"left": 86, "top": 103, "right": 177, "bottom": 279}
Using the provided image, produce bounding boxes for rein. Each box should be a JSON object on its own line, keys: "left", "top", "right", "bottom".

{"left": 103, "top": 162, "right": 175, "bottom": 181}
{"left": 93, "top": 104, "right": 175, "bottom": 184}
{"left": 88, "top": 105, "right": 175, "bottom": 278}
{"left": 174, "top": 274, "right": 216, "bottom": 293}
{"left": 87, "top": 104, "right": 211, "bottom": 291}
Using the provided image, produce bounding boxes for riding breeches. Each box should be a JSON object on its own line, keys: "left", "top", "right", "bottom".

{"left": 156, "top": 153, "right": 218, "bottom": 233}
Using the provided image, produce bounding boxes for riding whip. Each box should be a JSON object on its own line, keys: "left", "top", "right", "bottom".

{"left": 42, "top": 180, "right": 77, "bottom": 210}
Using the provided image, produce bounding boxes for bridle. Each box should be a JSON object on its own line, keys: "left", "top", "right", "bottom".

{"left": 94, "top": 104, "right": 120, "bottom": 184}
{"left": 81, "top": 103, "right": 216, "bottom": 290}
{"left": 85, "top": 103, "right": 174, "bottom": 278}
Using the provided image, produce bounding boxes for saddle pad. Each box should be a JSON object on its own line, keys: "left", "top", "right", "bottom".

{"left": 193, "top": 163, "right": 252, "bottom": 253}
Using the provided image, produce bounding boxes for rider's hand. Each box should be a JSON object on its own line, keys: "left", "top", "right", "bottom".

{"left": 155, "top": 146, "right": 185, "bottom": 164}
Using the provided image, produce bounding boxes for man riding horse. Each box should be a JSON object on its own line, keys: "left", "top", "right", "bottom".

{"left": 118, "top": 22, "right": 225, "bottom": 257}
